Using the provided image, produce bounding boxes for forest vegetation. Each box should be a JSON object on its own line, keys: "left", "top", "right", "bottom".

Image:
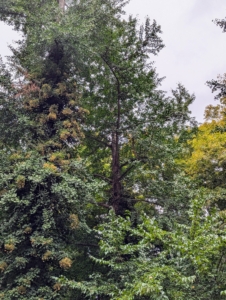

{"left": 0, "top": 0, "right": 226, "bottom": 299}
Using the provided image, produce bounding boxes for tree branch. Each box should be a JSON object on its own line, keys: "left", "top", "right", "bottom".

{"left": 94, "top": 174, "right": 112, "bottom": 183}
{"left": 86, "top": 133, "right": 112, "bottom": 148}
{"left": 90, "top": 200, "right": 111, "bottom": 209}
{"left": 129, "top": 198, "right": 163, "bottom": 206}
{"left": 120, "top": 156, "right": 148, "bottom": 169}
{"left": 74, "top": 243, "right": 99, "bottom": 248}
{"left": 119, "top": 165, "right": 134, "bottom": 181}
{"left": 0, "top": 9, "right": 26, "bottom": 18}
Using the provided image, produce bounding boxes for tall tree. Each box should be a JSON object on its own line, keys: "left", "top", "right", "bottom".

{"left": 81, "top": 16, "right": 196, "bottom": 216}
{"left": 0, "top": 0, "right": 128, "bottom": 298}
{"left": 0, "top": 0, "right": 197, "bottom": 298}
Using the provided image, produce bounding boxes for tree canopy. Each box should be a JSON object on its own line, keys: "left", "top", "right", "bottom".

{"left": 0, "top": 1, "right": 226, "bottom": 299}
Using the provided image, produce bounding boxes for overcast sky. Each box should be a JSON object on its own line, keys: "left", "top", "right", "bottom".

{"left": 126, "top": 0, "right": 226, "bottom": 122}
{"left": 1, "top": 0, "right": 226, "bottom": 122}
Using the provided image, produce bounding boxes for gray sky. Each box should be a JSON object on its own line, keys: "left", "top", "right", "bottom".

{"left": 1, "top": 0, "right": 226, "bottom": 122}
{"left": 126, "top": 0, "right": 226, "bottom": 122}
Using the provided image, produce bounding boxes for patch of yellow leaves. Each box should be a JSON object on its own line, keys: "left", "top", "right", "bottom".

{"left": 4, "top": 244, "right": 15, "bottom": 252}
{"left": 43, "top": 162, "right": 58, "bottom": 172}
{"left": 0, "top": 262, "right": 7, "bottom": 272}
{"left": 59, "top": 257, "right": 73, "bottom": 269}
{"left": 69, "top": 214, "right": 79, "bottom": 229}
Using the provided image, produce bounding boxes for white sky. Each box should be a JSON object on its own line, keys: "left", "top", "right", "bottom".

{"left": 1, "top": 0, "right": 226, "bottom": 122}
{"left": 126, "top": 0, "right": 226, "bottom": 122}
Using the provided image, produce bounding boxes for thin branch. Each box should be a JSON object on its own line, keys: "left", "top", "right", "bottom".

{"left": 120, "top": 156, "right": 149, "bottom": 169}
{"left": 119, "top": 165, "right": 134, "bottom": 181}
{"left": 120, "top": 158, "right": 137, "bottom": 169}
{"left": 97, "top": 203, "right": 111, "bottom": 209}
{"left": 127, "top": 198, "right": 164, "bottom": 207}
{"left": 86, "top": 133, "right": 112, "bottom": 148}
{"left": 216, "top": 253, "right": 225, "bottom": 275}
{"left": 90, "top": 200, "right": 111, "bottom": 209}
{"left": 74, "top": 243, "right": 99, "bottom": 248}
{"left": 94, "top": 174, "right": 112, "bottom": 183}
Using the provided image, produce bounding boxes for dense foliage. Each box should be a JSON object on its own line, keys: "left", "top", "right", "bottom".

{"left": 0, "top": 1, "right": 226, "bottom": 299}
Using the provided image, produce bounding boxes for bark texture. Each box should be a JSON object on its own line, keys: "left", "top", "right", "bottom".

{"left": 59, "top": 0, "right": 65, "bottom": 11}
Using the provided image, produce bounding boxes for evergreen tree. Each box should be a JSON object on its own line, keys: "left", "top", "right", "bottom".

{"left": 0, "top": 0, "right": 128, "bottom": 298}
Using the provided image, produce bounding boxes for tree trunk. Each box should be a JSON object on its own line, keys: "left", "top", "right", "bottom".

{"left": 59, "top": 0, "right": 65, "bottom": 11}
{"left": 111, "top": 131, "right": 122, "bottom": 215}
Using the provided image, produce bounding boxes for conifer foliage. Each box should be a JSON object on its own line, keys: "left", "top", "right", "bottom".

{"left": 0, "top": 0, "right": 107, "bottom": 298}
